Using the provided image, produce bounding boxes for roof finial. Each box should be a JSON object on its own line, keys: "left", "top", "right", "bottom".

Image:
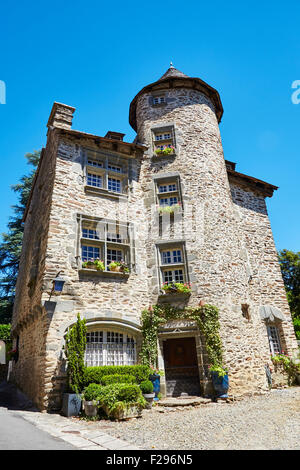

{"left": 170, "top": 61, "right": 174, "bottom": 68}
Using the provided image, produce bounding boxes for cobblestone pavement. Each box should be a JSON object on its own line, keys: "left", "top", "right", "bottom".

{"left": 2, "top": 386, "right": 300, "bottom": 450}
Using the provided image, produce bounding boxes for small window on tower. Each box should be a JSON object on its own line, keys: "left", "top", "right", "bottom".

{"left": 152, "top": 95, "right": 165, "bottom": 106}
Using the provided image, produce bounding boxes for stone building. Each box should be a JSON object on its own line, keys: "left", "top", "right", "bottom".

{"left": 10, "top": 65, "right": 298, "bottom": 410}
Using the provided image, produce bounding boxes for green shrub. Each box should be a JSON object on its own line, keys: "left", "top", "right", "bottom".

{"left": 97, "top": 383, "right": 146, "bottom": 415}
{"left": 64, "top": 314, "right": 87, "bottom": 394}
{"left": 83, "top": 365, "right": 151, "bottom": 386}
{"left": 83, "top": 383, "right": 103, "bottom": 402}
{"left": 139, "top": 380, "right": 154, "bottom": 394}
{"left": 0, "top": 324, "right": 11, "bottom": 341}
{"left": 101, "top": 374, "right": 136, "bottom": 385}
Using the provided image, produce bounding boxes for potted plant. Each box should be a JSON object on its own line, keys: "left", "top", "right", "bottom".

{"left": 139, "top": 380, "right": 155, "bottom": 409}
{"left": 82, "top": 259, "right": 105, "bottom": 271}
{"left": 108, "top": 260, "right": 129, "bottom": 273}
{"left": 149, "top": 367, "right": 164, "bottom": 401}
{"left": 209, "top": 364, "right": 229, "bottom": 398}
{"left": 61, "top": 314, "right": 86, "bottom": 417}
{"left": 82, "top": 383, "right": 102, "bottom": 417}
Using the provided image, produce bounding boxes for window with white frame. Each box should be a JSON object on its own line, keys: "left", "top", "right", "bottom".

{"left": 267, "top": 324, "right": 282, "bottom": 355}
{"left": 85, "top": 330, "right": 136, "bottom": 366}
{"left": 152, "top": 126, "right": 176, "bottom": 154}
{"left": 79, "top": 216, "right": 133, "bottom": 272}
{"left": 153, "top": 96, "right": 165, "bottom": 105}
{"left": 157, "top": 243, "right": 188, "bottom": 286}
{"left": 85, "top": 149, "right": 128, "bottom": 194}
{"left": 155, "top": 177, "right": 182, "bottom": 210}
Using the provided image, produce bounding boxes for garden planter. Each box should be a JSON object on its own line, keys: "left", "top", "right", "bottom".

{"left": 211, "top": 372, "right": 229, "bottom": 398}
{"left": 103, "top": 405, "right": 143, "bottom": 420}
{"left": 61, "top": 393, "right": 82, "bottom": 417}
{"left": 83, "top": 400, "right": 98, "bottom": 417}
{"left": 149, "top": 374, "right": 160, "bottom": 401}
{"left": 143, "top": 392, "right": 155, "bottom": 409}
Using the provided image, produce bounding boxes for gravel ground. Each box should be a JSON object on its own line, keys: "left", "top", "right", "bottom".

{"left": 78, "top": 387, "right": 300, "bottom": 450}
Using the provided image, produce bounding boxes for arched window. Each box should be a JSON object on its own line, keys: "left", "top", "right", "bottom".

{"left": 85, "top": 330, "right": 136, "bottom": 367}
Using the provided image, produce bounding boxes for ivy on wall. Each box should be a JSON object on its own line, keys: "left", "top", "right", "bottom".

{"left": 140, "top": 304, "right": 224, "bottom": 371}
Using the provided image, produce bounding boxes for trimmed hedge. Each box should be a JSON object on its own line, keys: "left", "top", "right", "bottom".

{"left": 83, "top": 365, "right": 151, "bottom": 387}
{"left": 101, "top": 374, "right": 136, "bottom": 385}
{"left": 97, "top": 383, "right": 146, "bottom": 413}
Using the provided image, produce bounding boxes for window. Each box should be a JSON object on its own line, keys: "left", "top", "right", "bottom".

{"left": 159, "top": 196, "right": 178, "bottom": 207}
{"left": 152, "top": 126, "right": 176, "bottom": 154}
{"left": 85, "top": 330, "right": 136, "bottom": 366}
{"left": 87, "top": 173, "right": 102, "bottom": 188}
{"left": 154, "top": 176, "right": 182, "bottom": 211}
{"left": 157, "top": 243, "right": 188, "bottom": 287}
{"left": 153, "top": 96, "right": 165, "bottom": 105}
{"left": 79, "top": 216, "right": 133, "bottom": 272}
{"left": 82, "top": 245, "right": 100, "bottom": 262}
{"left": 108, "top": 177, "right": 121, "bottom": 193}
{"left": 267, "top": 325, "right": 281, "bottom": 355}
{"left": 85, "top": 150, "right": 128, "bottom": 195}
{"left": 162, "top": 269, "right": 184, "bottom": 284}
{"left": 162, "top": 249, "right": 183, "bottom": 264}
{"left": 159, "top": 183, "right": 177, "bottom": 193}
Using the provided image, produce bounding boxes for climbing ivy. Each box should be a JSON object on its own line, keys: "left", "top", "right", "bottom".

{"left": 140, "top": 304, "right": 224, "bottom": 371}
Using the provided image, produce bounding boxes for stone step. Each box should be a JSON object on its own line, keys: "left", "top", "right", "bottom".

{"left": 157, "top": 396, "right": 212, "bottom": 407}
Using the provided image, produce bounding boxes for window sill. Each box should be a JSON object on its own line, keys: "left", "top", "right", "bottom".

{"left": 84, "top": 185, "right": 128, "bottom": 199}
{"left": 152, "top": 152, "right": 176, "bottom": 159}
{"left": 79, "top": 268, "right": 130, "bottom": 278}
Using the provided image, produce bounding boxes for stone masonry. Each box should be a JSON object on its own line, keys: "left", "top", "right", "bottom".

{"left": 10, "top": 67, "right": 298, "bottom": 410}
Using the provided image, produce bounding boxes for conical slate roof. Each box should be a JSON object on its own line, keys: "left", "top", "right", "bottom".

{"left": 129, "top": 65, "right": 223, "bottom": 131}
{"left": 158, "top": 64, "right": 189, "bottom": 80}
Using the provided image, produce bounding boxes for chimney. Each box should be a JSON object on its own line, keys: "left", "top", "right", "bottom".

{"left": 47, "top": 102, "right": 76, "bottom": 130}
{"left": 104, "top": 131, "right": 125, "bottom": 141}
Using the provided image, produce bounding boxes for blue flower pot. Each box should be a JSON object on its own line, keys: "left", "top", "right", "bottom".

{"left": 149, "top": 373, "right": 160, "bottom": 401}
{"left": 211, "top": 372, "right": 229, "bottom": 398}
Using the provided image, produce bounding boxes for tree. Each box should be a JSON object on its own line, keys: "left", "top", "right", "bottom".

{"left": 64, "top": 314, "right": 87, "bottom": 394}
{"left": 278, "top": 249, "right": 300, "bottom": 339}
{"left": 0, "top": 150, "right": 40, "bottom": 323}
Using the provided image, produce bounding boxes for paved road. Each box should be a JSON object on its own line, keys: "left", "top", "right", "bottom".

{"left": 0, "top": 407, "right": 77, "bottom": 450}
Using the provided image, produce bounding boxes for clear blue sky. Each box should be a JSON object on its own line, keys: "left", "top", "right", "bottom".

{"left": 0, "top": 0, "right": 299, "bottom": 251}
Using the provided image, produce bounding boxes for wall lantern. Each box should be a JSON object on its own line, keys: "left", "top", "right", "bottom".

{"left": 53, "top": 275, "right": 65, "bottom": 292}
{"left": 49, "top": 271, "right": 66, "bottom": 300}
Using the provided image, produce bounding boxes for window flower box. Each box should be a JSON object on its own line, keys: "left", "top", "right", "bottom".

{"left": 161, "top": 282, "right": 192, "bottom": 295}
{"left": 158, "top": 203, "right": 182, "bottom": 215}
{"left": 154, "top": 145, "right": 175, "bottom": 156}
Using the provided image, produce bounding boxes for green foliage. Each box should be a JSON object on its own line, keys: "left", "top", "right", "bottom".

{"left": 64, "top": 314, "right": 87, "bottom": 394}
{"left": 278, "top": 249, "right": 300, "bottom": 338}
{"left": 139, "top": 380, "right": 154, "bottom": 394}
{"left": 140, "top": 304, "right": 224, "bottom": 371}
{"left": 209, "top": 364, "right": 228, "bottom": 377}
{"left": 83, "top": 365, "right": 151, "bottom": 386}
{"left": 101, "top": 374, "right": 136, "bottom": 385}
{"left": 82, "top": 383, "right": 103, "bottom": 402}
{"left": 0, "top": 324, "right": 11, "bottom": 341}
{"left": 271, "top": 352, "right": 300, "bottom": 385}
{"left": 97, "top": 383, "right": 146, "bottom": 415}
{"left": 82, "top": 259, "right": 105, "bottom": 271}
{"left": 0, "top": 151, "right": 40, "bottom": 323}
{"left": 161, "top": 282, "right": 191, "bottom": 294}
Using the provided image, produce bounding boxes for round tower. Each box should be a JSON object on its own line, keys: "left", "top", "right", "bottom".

{"left": 129, "top": 65, "right": 271, "bottom": 397}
